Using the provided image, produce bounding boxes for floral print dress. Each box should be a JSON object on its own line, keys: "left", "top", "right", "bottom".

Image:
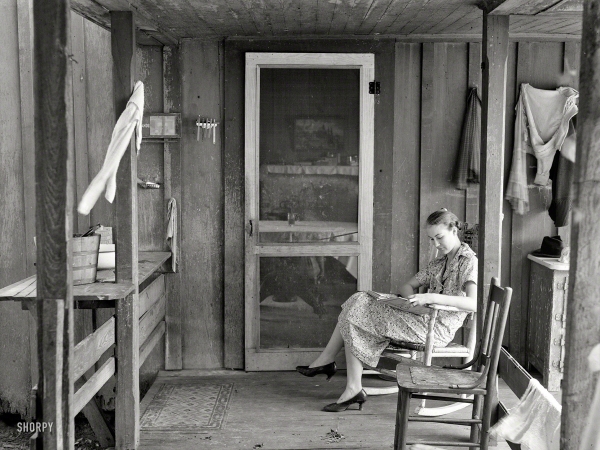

{"left": 338, "top": 243, "right": 478, "bottom": 367}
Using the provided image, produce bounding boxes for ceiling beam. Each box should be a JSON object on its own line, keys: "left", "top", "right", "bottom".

{"left": 487, "top": 0, "right": 582, "bottom": 15}
{"left": 71, "top": 0, "right": 179, "bottom": 45}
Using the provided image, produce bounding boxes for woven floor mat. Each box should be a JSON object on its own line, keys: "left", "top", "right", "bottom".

{"left": 140, "top": 381, "right": 234, "bottom": 431}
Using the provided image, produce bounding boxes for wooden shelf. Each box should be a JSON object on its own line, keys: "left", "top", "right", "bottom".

{"left": 0, "top": 251, "right": 171, "bottom": 304}
{"left": 527, "top": 254, "right": 569, "bottom": 271}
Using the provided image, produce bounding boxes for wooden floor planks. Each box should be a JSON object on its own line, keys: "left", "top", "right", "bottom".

{"left": 140, "top": 371, "right": 514, "bottom": 449}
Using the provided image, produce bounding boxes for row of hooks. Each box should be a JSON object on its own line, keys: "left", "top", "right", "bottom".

{"left": 196, "top": 116, "right": 219, "bottom": 144}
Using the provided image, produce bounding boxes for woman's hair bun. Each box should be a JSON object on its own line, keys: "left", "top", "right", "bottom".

{"left": 426, "top": 209, "right": 459, "bottom": 229}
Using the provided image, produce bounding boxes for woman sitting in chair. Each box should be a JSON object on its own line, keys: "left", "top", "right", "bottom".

{"left": 296, "top": 208, "right": 478, "bottom": 412}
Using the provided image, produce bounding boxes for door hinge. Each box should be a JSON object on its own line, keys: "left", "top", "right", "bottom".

{"left": 369, "top": 81, "right": 380, "bottom": 95}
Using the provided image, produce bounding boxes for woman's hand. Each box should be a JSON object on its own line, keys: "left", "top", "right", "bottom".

{"left": 407, "top": 293, "right": 435, "bottom": 307}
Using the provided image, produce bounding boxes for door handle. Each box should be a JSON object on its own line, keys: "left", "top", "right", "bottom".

{"left": 245, "top": 220, "right": 253, "bottom": 237}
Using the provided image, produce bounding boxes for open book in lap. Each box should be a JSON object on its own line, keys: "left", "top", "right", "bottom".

{"left": 364, "top": 290, "right": 430, "bottom": 315}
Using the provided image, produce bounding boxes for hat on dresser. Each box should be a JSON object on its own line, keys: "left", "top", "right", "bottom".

{"left": 531, "top": 235, "right": 564, "bottom": 258}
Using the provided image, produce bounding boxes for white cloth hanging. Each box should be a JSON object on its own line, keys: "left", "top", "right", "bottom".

{"left": 78, "top": 81, "right": 145, "bottom": 215}
{"left": 489, "top": 378, "right": 561, "bottom": 450}
{"left": 579, "top": 343, "right": 600, "bottom": 450}
{"left": 506, "top": 83, "right": 578, "bottom": 215}
{"left": 522, "top": 84, "right": 578, "bottom": 185}
{"left": 166, "top": 198, "right": 177, "bottom": 272}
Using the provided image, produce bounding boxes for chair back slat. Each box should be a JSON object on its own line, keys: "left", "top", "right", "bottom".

{"left": 486, "top": 279, "right": 512, "bottom": 388}
{"left": 477, "top": 290, "right": 497, "bottom": 371}
{"left": 468, "top": 278, "right": 511, "bottom": 377}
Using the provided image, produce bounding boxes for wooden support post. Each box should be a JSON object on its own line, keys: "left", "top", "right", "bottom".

{"left": 478, "top": 12, "right": 508, "bottom": 339}
{"left": 33, "top": 0, "right": 75, "bottom": 448}
{"left": 561, "top": 2, "right": 600, "bottom": 448}
{"left": 17, "top": 0, "right": 36, "bottom": 278}
{"left": 111, "top": 11, "right": 140, "bottom": 449}
{"left": 163, "top": 45, "right": 183, "bottom": 370}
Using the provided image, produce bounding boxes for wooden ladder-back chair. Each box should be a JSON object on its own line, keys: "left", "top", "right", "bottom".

{"left": 364, "top": 223, "right": 479, "bottom": 417}
{"left": 393, "top": 277, "right": 512, "bottom": 450}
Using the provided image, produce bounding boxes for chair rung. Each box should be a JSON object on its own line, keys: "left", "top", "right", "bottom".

{"left": 382, "top": 352, "right": 415, "bottom": 362}
{"left": 406, "top": 441, "right": 480, "bottom": 448}
{"left": 408, "top": 417, "right": 482, "bottom": 425}
{"left": 412, "top": 394, "right": 474, "bottom": 403}
{"left": 377, "top": 367, "right": 397, "bottom": 378}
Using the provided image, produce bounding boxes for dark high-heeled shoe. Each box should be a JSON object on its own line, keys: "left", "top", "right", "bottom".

{"left": 322, "top": 389, "right": 368, "bottom": 412}
{"left": 295, "top": 361, "right": 337, "bottom": 381}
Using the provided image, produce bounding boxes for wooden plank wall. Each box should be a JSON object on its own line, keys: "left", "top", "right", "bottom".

{"left": 0, "top": 8, "right": 170, "bottom": 414}
{"left": 180, "top": 40, "right": 225, "bottom": 369}
{"left": 506, "top": 41, "right": 574, "bottom": 365}
{"left": 0, "top": 0, "right": 32, "bottom": 416}
{"left": 222, "top": 39, "right": 396, "bottom": 368}
{"left": 0, "top": 23, "right": 581, "bottom": 392}
{"left": 219, "top": 38, "right": 578, "bottom": 369}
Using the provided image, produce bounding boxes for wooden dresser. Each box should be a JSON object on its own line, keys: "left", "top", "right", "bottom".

{"left": 526, "top": 254, "right": 569, "bottom": 392}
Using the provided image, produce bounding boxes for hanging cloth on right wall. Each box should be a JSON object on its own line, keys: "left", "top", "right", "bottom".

{"left": 505, "top": 83, "right": 578, "bottom": 215}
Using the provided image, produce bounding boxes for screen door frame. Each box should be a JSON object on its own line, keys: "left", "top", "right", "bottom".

{"left": 244, "top": 52, "right": 374, "bottom": 370}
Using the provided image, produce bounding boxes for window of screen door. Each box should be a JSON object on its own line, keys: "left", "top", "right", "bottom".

{"left": 244, "top": 53, "right": 374, "bottom": 371}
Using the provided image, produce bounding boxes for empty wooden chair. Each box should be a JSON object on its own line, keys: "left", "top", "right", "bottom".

{"left": 393, "top": 277, "right": 512, "bottom": 450}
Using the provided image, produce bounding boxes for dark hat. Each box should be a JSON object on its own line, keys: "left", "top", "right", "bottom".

{"left": 531, "top": 236, "right": 564, "bottom": 258}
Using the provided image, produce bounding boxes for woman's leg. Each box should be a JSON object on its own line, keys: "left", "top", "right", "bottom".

{"left": 336, "top": 345, "right": 364, "bottom": 403}
{"left": 309, "top": 323, "right": 344, "bottom": 367}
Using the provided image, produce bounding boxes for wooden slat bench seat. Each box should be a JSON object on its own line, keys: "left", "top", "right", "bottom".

{"left": 0, "top": 251, "right": 171, "bottom": 305}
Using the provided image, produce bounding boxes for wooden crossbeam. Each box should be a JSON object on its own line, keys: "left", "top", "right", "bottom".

{"left": 139, "top": 321, "right": 166, "bottom": 369}
{"left": 73, "top": 357, "right": 115, "bottom": 415}
{"left": 139, "top": 295, "right": 166, "bottom": 346}
{"left": 138, "top": 275, "right": 165, "bottom": 319}
{"left": 73, "top": 316, "right": 115, "bottom": 381}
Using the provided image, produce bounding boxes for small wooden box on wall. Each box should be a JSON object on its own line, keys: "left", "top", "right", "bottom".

{"left": 142, "top": 113, "right": 181, "bottom": 140}
{"left": 526, "top": 254, "right": 569, "bottom": 392}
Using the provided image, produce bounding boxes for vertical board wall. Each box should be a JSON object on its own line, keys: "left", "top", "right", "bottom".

{"left": 180, "top": 40, "right": 225, "bottom": 369}
{"left": 219, "top": 38, "right": 579, "bottom": 369}
{"left": 0, "top": 0, "right": 31, "bottom": 415}
{"left": 0, "top": 8, "right": 171, "bottom": 414}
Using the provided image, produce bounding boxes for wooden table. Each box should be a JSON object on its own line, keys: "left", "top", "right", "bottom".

{"left": 0, "top": 251, "right": 172, "bottom": 447}
{"left": 0, "top": 251, "right": 172, "bottom": 307}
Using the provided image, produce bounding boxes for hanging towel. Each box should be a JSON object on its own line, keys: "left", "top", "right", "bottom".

{"left": 579, "top": 343, "right": 600, "bottom": 450}
{"left": 166, "top": 198, "right": 177, "bottom": 272}
{"left": 506, "top": 84, "right": 578, "bottom": 215}
{"left": 489, "top": 378, "right": 561, "bottom": 450}
{"left": 453, "top": 87, "right": 481, "bottom": 190}
{"left": 78, "top": 81, "right": 145, "bottom": 215}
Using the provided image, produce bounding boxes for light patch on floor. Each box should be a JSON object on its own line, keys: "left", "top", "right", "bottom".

{"left": 140, "top": 382, "right": 233, "bottom": 431}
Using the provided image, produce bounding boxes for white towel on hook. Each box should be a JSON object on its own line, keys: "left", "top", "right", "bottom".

{"left": 579, "top": 343, "right": 600, "bottom": 450}
{"left": 78, "top": 81, "right": 145, "bottom": 215}
{"left": 166, "top": 198, "right": 177, "bottom": 272}
{"left": 490, "top": 378, "right": 561, "bottom": 450}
